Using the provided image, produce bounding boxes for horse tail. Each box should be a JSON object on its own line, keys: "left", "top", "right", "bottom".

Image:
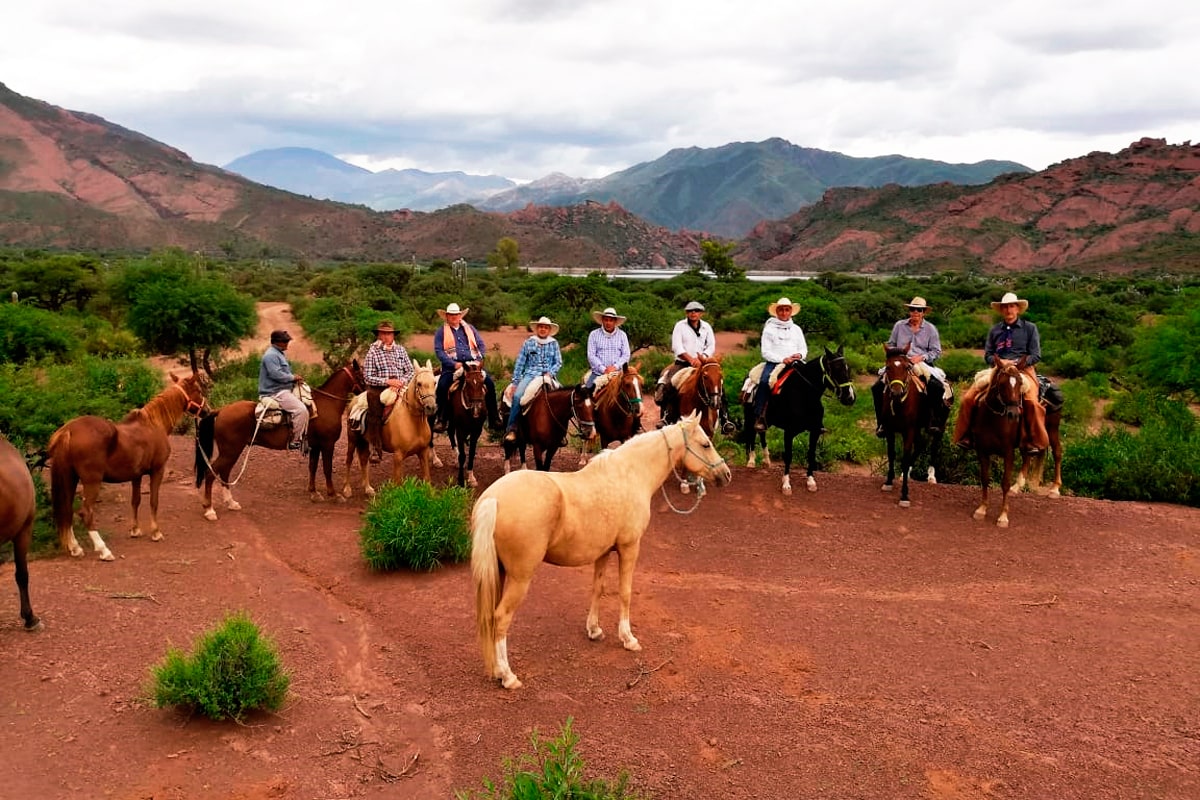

{"left": 47, "top": 428, "right": 77, "bottom": 538}
{"left": 194, "top": 412, "right": 216, "bottom": 488}
{"left": 471, "top": 497, "right": 500, "bottom": 678}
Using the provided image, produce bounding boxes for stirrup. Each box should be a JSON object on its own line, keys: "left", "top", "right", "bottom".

{"left": 432, "top": 418, "right": 447, "bottom": 433}
{"left": 875, "top": 424, "right": 886, "bottom": 438}
{"left": 503, "top": 429, "right": 517, "bottom": 443}
{"left": 753, "top": 416, "right": 767, "bottom": 432}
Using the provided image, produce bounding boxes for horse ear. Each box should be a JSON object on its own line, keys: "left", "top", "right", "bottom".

{"left": 169, "top": 371, "right": 181, "bottom": 384}
{"left": 425, "top": 359, "right": 433, "bottom": 370}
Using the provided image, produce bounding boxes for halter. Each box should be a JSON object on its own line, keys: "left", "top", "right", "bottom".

{"left": 172, "top": 381, "right": 208, "bottom": 417}
{"left": 985, "top": 368, "right": 1024, "bottom": 419}
{"left": 694, "top": 362, "right": 723, "bottom": 409}
{"left": 456, "top": 366, "right": 487, "bottom": 416}
{"left": 539, "top": 386, "right": 595, "bottom": 439}
{"left": 613, "top": 371, "right": 644, "bottom": 416}
{"left": 821, "top": 352, "right": 855, "bottom": 397}
{"left": 658, "top": 424, "right": 726, "bottom": 514}
{"left": 406, "top": 369, "right": 438, "bottom": 410}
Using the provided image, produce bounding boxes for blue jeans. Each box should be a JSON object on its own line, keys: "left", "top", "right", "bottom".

{"left": 754, "top": 363, "right": 778, "bottom": 417}
{"left": 507, "top": 377, "right": 534, "bottom": 429}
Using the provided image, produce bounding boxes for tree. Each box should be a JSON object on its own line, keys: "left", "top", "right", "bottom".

{"left": 700, "top": 240, "right": 744, "bottom": 281}
{"left": 487, "top": 237, "right": 521, "bottom": 271}
{"left": 125, "top": 279, "right": 256, "bottom": 376}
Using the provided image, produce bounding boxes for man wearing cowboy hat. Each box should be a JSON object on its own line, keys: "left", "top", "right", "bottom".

{"left": 655, "top": 300, "right": 716, "bottom": 427}
{"left": 585, "top": 307, "right": 631, "bottom": 388}
{"left": 952, "top": 292, "right": 1050, "bottom": 453}
{"left": 432, "top": 302, "right": 503, "bottom": 433}
{"left": 753, "top": 298, "right": 808, "bottom": 432}
{"left": 258, "top": 330, "right": 308, "bottom": 450}
{"left": 871, "top": 297, "right": 952, "bottom": 437}
{"left": 363, "top": 319, "right": 415, "bottom": 463}
{"left": 504, "top": 316, "right": 564, "bottom": 442}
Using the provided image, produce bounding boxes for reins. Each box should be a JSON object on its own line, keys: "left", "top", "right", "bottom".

{"left": 537, "top": 387, "right": 593, "bottom": 440}
{"left": 658, "top": 425, "right": 725, "bottom": 515}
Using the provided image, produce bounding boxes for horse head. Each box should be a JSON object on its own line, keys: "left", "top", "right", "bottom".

{"left": 615, "top": 363, "right": 644, "bottom": 415}
{"left": 347, "top": 359, "right": 366, "bottom": 394}
{"left": 171, "top": 371, "right": 210, "bottom": 417}
{"left": 695, "top": 360, "right": 724, "bottom": 410}
{"left": 458, "top": 362, "right": 488, "bottom": 419}
{"left": 823, "top": 345, "right": 856, "bottom": 406}
{"left": 412, "top": 360, "right": 439, "bottom": 414}
{"left": 675, "top": 412, "right": 732, "bottom": 486}
{"left": 571, "top": 383, "right": 597, "bottom": 441}
{"left": 986, "top": 362, "right": 1025, "bottom": 420}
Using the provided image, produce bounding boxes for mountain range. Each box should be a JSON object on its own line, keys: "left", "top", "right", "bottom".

{"left": 1, "top": 82, "right": 1198, "bottom": 274}
{"left": 225, "top": 140, "right": 1029, "bottom": 238}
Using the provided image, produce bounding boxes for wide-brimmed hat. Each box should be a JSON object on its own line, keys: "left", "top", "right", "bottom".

{"left": 905, "top": 297, "right": 930, "bottom": 311}
{"left": 269, "top": 329, "right": 292, "bottom": 343}
{"left": 528, "top": 315, "right": 560, "bottom": 336}
{"left": 684, "top": 301, "right": 706, "bottom": 312}
{"left": 591, "top": 307, "right": 627, "bottom": 325}
{"left": 437, "top": 302, "right": 470, "bottom": 320}
{"left": 767, "top": 297, "right": 797, "bottom": 317}
{"left": 375, "top": 319, "right": 396, "bottom": 334}
{"left": 990, "top": 292, "right": 1029, "bottom": 312}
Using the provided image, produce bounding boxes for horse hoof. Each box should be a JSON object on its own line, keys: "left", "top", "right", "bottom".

{"left": 203, "top": 508, "right": 218, "bottom": 522}
{"left": 24, "top": 619, "right": 44, "bottom": 632}
{"left": 150, "top": 531, "right": 163, "bottom": 542}
{"left": 680, "top": 481, "right": 690, "bottom": 495}
{"left": 501, "top": 675, "right": 523, "bottom": 690}
{"left": 782, "top": 484, "right": 792, "bottom": 496}
{"left": 972, "top": 508, "right": 987, "bottom": 521}
{"left": 467, "top": 474, "right": 478, "bottom": 488}
{"left": 997, "top": 517, "right": 1010, "bottom": 529}
{"left": 587, "top": 627, "right": 605, "bottom": 642}
{"left": 928, "top": 476, "right": 938, "bottom": 485}
{"left": 806, "top": 478, "right": 817, "bottom": 493}
{"left": 226, "top": 500, "right": 242, "bottom": 511}
{"left": 1049, "top": 488, "right": 1061, "bottom": 499}
{"left": 365, "top": 487, "right": 376, "bottom": 499}
{"left": 69, "top": 545, "right": 84, "bottom": 558}
{"left": 899, "top": 500, "right": 911, "bottom": 508}
{"left": 311, "top": 493, "right": 323, "bottom": 503}
{"left": 622, "top": 638, "right": 642, "bottom": 652}
{"left": 881, "top": 484, "right": 893, "bottom": 492}
{"left": 129, "top": 528, "right": 142, "bottom": 538}
{"left": 99, "top": 550, "right": 115, "bottom": 562}
{"left": 341, "top": 487, "right": 353, "bottom": 500}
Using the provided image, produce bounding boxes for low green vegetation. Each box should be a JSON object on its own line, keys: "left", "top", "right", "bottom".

{"left": 149, "top": 612, "right": 290, "bottom": 721}
{"left": 360, "top": 478, "right": 473, "bottom": 571}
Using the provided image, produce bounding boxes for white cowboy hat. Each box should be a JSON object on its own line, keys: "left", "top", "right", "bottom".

{"left": 527, "top": 315, "right": 560, "bottom": 336}
{"left": 905, "top": 297, "right": 930, "bottom": 311}
{"left": 591, "top": 307, "right": 627, "bottom": 325}
{"left": 767, "top": 297, "right": 797, "bottom": 317}
{"left": 990, "top": 292, "right": 1029, "bottom": 312}
{"left": 437, "top": 302, "right": 470, "bottom": 320}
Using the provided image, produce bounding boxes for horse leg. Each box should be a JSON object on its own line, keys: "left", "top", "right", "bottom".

{"left": 201, "top": 468, "right": 219, "bottom": 521}
{"left": 898, "top": 434, "right": 914, "bottom": 508}
{"left": 780, "top": 432, "right": 793, "bottom": 496}
{"left": 1049, "top": 433, "right": 1064, "bottom": 498}
{"left": 341, "top": 437, "right": 357, "bottom": 499}
{"left": 430, "top": 428, "right": 444, "bottom": 469}
{"left": 146, "top": 468, "right": 166, "bottom": 541}
{"left": 882, "top": 430, "right": 896, "bottom": 493}
{"left": 742, "top": 404, "right": 758, "bottom": 468}
{"left": 586, "top": 555, "right": 608, "bottom": 641}
{"left": 760, "top": 431, "right": 772, "bottom": 468}
{"left": 128, "top": 475, "right": 144, "bottom": 538}
{"left": 79, "top": 482, "right": 114, "bottom": 561}
{"left": 927, "top": 432, "right": 941, "bottom": 485}
{"left": 322, "top": 444, "right": 339, "bottom": 502}
{"left": 615, "top": 542, "right": 643, "bottom": 651}
{"left": 419, "top": 445, "right": 432, "bottom": 482}
{"left": 307, "top": 447, "right": 321, "bottom": 501}
{"left": 56, "top": 470, "right": 84, "bottom": 557}
{"left": 997, "top": 451, "right": 1015, "bottom": 528}
{"left": 466, "top": 433, "right": 479, "bottom": 488}
{"left": 456, "top": 439, "right": 467, "bottom": 487}
{"left": 973, "top": 455, "right": 991, "bottom": 521}
{"left": 492, "top": 576, "right": 534, "bottom": 690}
{"left": 13, "top": 518, "right": 40, "bottom": 630}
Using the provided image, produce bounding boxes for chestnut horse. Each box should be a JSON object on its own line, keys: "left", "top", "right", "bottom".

{"left": 502, "top": 383, "right": 596, "bottom": 473}
{"left": 879, "top": 345, "right": 944, "bottom": 507}
{"left": 194, "top": 362, "right": 364, "bottom": 520}
{"left": 446, "top": 362, "right": 488, "bottom": 487}
{"left": 472, "top": 413, "right": 732, "bottom": 689}
{"left": 49, "top": 372, "right": 209, "bottom": 560}
{"left": 967, "top": 361, "right": 1026, "bottom": 527}
{"left": 1, "top": 434, "right": 39, "bottom": 630}
{"left": 672, "top": 358, "right": 728, "bottom": 437}
{"left": 581, "top": 364, "right": 644, "bottom": 464}
{"left": 343, "top": 361, "right": 439, "bottom": 498}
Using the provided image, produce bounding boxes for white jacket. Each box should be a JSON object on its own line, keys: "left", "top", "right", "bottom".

{"left": 760, "top": 317, "right": 808, "bottom": 364}
{"left": 671, "top": 318, "right": 716, "bottom": 359}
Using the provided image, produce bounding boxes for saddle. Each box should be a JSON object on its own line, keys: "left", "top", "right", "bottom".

{"left": 346, "top": 389, "right": 400, "bottom": 433}
{"left": 739, "top": 362, "right": 791, "bottom": 404}
{"left": 502, "top": 376, "right": 561, "bottom": 416}
{"left": 1037, "top": 374, "right": 1064, "bottom": 411}
{"left": 254, "top": 389, "right": 318, "bottom": 430}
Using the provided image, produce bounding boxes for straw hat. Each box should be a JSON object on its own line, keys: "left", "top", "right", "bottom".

{"left": 591, "top": 307, "right": 627, "bottom": 325}
{"left": 528, "top": 315, "right": 560, "bottom": 336}
{"left": 990, "top": 292, "right": 1029, "bottom": 312}
{"left": 767, "top": 297, "right": 797, "bottom": 317}
{"left": 905, "top": 297, "right": 930, "bottom": 311}
{"left": 375, "top": 319, "right": 396, "bottom": 333}
{"left": 437, "top": 302, "right": 469, "bottom": 320}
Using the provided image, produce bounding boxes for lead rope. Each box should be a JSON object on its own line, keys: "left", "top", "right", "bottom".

{"left": 658, "top": 427, "right": 706, "bottom": 515}
{"left": 195, "top": 410, "right": 268, "bottom": 488}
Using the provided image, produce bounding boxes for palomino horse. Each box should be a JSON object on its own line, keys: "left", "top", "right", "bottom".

{"left": 671, "top": 358, "right": 729, "bottom": 437}
{"left": 472, "top": 413, "right": 732, "bottom": 689}
{"left": 1018, "top": 400, "right": 1064, "bottom": 498}
{"left": 343, "top": 360, "right": 439, "bottom": 498}
{"left": 1, "top": 434, "right": 39, "bottom": 630}
{"left": 740, "top": 346, "right": 856, "bottom": 495}
{"left": 446, "top": 362, "right": 488, "bottom": 487}
{"left": 968, "top": 361, "right": 1026, "bottom": 527}
{"left": 880, "top": 345, "right": 944, "bottom": 507}
{"left": 503, "top": 383, "right": 596, "bottom": 473}
{"left": 581, "top": 363, "right": 644, "bottom": 464}
{"left": 195, "top": 362, "right": 364, "bottom": 520}
{"left": 49, "top": 372, "right": 209, "bottom": 560}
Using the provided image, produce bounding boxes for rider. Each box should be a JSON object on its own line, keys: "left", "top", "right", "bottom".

{"left": 952, "top": 291, "right": 1050, "bottom": 454}
{"left": 753, "top": 298, "right": 807, "bottom": 432}
{"left": 504, "top": 316, "right": 563, "bottom": 443}
{"left": 258, "top": 329, "right": 307, "bottom": 451}
{"left": 432, "top": 302, "right": 503, "bottom": 434}
{"left": 655, "top": 300, "right": 716, "bottom": 428}
{"left": 871, "top": 297, "right": 952, "bottom": 437}
{"left": 363, "top": 320, "right": 415, "bottom": 463}
{"left": 585, "top": 307, "right": 631, "bottom": 388}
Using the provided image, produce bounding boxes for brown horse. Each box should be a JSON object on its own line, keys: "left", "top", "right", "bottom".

{"left": 343, "top": 360, "right": 439, "bottom": 498}
{"left": 967, "top": 361, "right": 1026, "bottom": 527}
{"left": 672, "top": 358, "right": 728, "bottom": 437}
{"left": 446, "top": 362, "right": 488, "bottom": 487}
{"left": 503, "top": 383, "right": 596, "bottom": 473}
{"left": 1, "top": 434, "right": 39, "bottom": 630}
{"left": 581, "top": 364, "right": 644, "bottom": 464}
{"left": 472, "top": 413, "right": 732, "bottom": 689}
{"left": 49, "top": 372, "right": 209, "bottom": 560}
{"left": 879, "top": 345, "right": 944, "bottom": 507}
{"left": 194, "top": 362, "right": 364, "bottom": 520}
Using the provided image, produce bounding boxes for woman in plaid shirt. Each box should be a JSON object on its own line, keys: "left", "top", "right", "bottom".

{"left": 504, "top": 316, "right": 563, "bottom": 442}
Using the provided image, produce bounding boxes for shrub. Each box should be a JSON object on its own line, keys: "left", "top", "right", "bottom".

{"left": 456, "top": 717, "right": 647, "bottom": 800}
{"left": 937, "top": 350, "right": 984, "bottom": 383}
{"left": 360, "top": 478, "right": 473, "bottom": 571}
{"left": 150, "top": 612, "right": 289, "bottom": 721}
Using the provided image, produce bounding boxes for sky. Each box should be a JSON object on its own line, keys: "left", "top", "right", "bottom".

{"left": 4, "top": 0, "right": 1199, "bottom": 183}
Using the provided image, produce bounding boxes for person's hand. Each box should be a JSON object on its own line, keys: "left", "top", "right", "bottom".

{"left": 604, "top": 365, "right": 617, "bottom": 374}
{"left": 909, "top": 354, "right": 925, "bottom": 364}
{"left": 294, "top": 376, "right": 305, "bottom": 385}
{"left": 687, "top": 355, "right": 700, "bottom": 368}
{"left": 388, "top": 378, "right": 404, "bottom": 389}
{"left": 998, "top": 357, "right": 1015, "bottom": 367}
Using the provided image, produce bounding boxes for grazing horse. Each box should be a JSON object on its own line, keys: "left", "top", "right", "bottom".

{"left": 1018, "top": 401, "right": 1064, "bottom": 498}
{"left": 581, "top": 363, "right": 644, "bottom": 464}
{"left": 0, "top": 434, "right": 39, "bottom": 630}
{"left": 343, "top": 361, "right": 439, "bottom": 498}
{"left": 740, "top": 345, "right": 856, "bottom": 495}
{"left": 195, "top": 362, "right": 364, "bottom": 520}
{"left": 447, "top": 362, "right": 488, "bottom": 487}
{"left": 671, "top": 358, "right": 729, "bottom": 437}
{"left": 472, "top": 413, "right": 732, "bottom": 689}
{"left": 503, "top": 383, "right": 596, "bottom": 473}
{"left": 968, "top": 361, "right": 1026, "bottom": 527}
{"left": 880, "top": 345, "right": 944, "bottom": 507}
{"left": 49, "top": 372, "right": 209, "bottom": 560}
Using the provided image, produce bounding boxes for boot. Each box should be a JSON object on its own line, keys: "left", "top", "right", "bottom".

{"left": 503, "top": 424, "right": 518, "bottom": 444}
{"left": 753, "top": 407, "right": 768, "bottom": 432}
{"left": 654, "top": 382, "right": 666, "bottom": 405}
{"left": 366, "top": 417, "right": 383, "bottom": 463}
{"left": 485, "top": 391, "right": 504, "bottom": 431}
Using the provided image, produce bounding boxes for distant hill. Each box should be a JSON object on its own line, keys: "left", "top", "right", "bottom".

{"left": 224, "top": 147, "right": 515, "bottom": 211}
{"left": 477, "top": 138, "right": 1031, "bottom": 237}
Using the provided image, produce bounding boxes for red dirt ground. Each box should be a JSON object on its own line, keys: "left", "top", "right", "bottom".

{"left": 4, "top": 313, "right": 1199, "bottom": 799}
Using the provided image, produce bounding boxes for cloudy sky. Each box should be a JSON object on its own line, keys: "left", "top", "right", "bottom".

{"left": 4, "top": 0, "right": 1198, "bottom": 182}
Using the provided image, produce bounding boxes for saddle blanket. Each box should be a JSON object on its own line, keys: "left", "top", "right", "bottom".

{"left": 503, "top": 376, "right": 561, "bottom": 410}
{"left": 347, "top": 389, "right": 399, "bottom": 432}
{"left": 255, "top": 390, "right": 318, "bottom": 429}
{"left": 740, "top": 363, "right": 789, "bottom": 403}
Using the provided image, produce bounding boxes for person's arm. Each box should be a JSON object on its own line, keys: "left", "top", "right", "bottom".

{"left": 473, "top": 325, "right": 487, "bottom": 362}
{"left": 433, "top": 327, "right": 454, "bottom": 370}
{"left": 924, "top": 325, "right": 942, "bottom": 363}
{"left": 397, "top": 347, "right": 414, "bottom": 383}
{"left": 701, "top": 322, "right": 716, "bottom": 358}
{"left": 670, "top": 321, "right": 687, "bottom": 358}
{"left": 263, "top": 350, "right": 295, "bottom": 384}
{"left": 793, "top": 326, "right": 808, "bottom": 362}
{"left": 548, "top": 342, "right": 563, "bottom": 377}
{"left": 886, "top": 320, "right": 904, "bottom": 349}
{"left": 586, "top": 330, "right": 604, "bottom": 373}
{"left": 512, "top": 339, "right": 531, "bottom": 382}
{"left": 363, "top": 345, "right": 387, "bottom": 387}
{"left": 983, "top": 325, "right": 999, "bottom": 366}
{"left": 618, "top": 332, "right": 631, "bottom": 366}
{"left": 1024, "top": 321, "right": 1041, "bottom": 366}
{"left": 760, "top": 323, "right": 784, "bottom": 363}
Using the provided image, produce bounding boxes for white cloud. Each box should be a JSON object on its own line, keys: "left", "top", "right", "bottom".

{"left": 3, "top": 0, "right": 1197, "bottom": 181}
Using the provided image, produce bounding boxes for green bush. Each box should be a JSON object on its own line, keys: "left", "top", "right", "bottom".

{"left": 456, "top": 718, "right": 647, "bottom": 800}
{"left": 150, "top": 612, "right": 290, "bottom": 721}
{"left": 360, "top": 478, "right": 473, "bottom": 571}
{"left": 0, "top": 303, "right": 79, "bottom": 363}
{"left": 937, "top": 350, "right": 984, "bottom": 383}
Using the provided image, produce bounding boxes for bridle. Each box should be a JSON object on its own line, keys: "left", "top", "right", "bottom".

{"left": 659, "top": 423, "right": 726, "bottom": 515}
{"left": 173, "top": 381, "right": 208, "bottom": 418}
{"left": 456, "top": 366, "right": 487, "bottom": 417}
{"left": 540, "top": 386, "right": 595, "bottom": 440}
{"left": 821, "top": 352, "right": 855, "bottom": 399}
{"left": 694, "top": 362, "right": 723, "bottom": 410}
{"left": 985, "top": 367, "right": 1024, "bottom": 419}
{"left": 609, "top": 370, "right": 644, "bottom": 417}
{"left": 406, "top": 368, "right": 438, "bottom": 410}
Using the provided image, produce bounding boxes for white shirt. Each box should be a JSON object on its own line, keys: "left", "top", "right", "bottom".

{"left": 671, "top": 318, "right": 716, "bottom": 360}
{"left": 760, "top": 317, "right": 808, "bottom": 364}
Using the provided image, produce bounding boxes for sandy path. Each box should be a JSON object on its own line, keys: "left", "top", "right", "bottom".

{"left": 241, "top": 301, "right": 325, "bottom": 365}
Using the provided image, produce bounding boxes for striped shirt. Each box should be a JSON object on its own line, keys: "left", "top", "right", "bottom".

{"left": 887, "top": 319, "right": 942, "bottom": 363}
{"left": 363, "top": 340, "right": 415, "bottom": 387}
{"left": 587, "top": 327, "right": 631, "bottom": 376}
